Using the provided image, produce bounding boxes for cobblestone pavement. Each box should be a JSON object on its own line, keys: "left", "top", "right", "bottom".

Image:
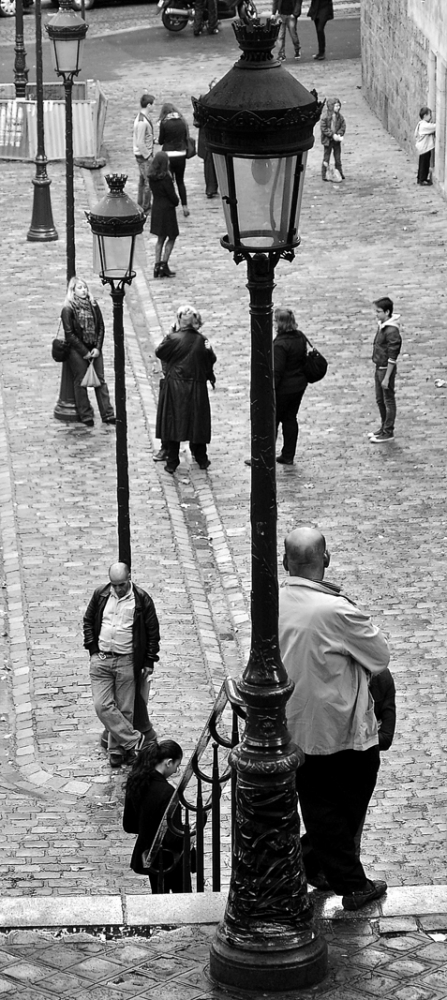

{"left": 0, "top": 24, "right": 446, "bottom": 917}
{"left": 1, "top": 916, "right": 447, "bottom": 1000}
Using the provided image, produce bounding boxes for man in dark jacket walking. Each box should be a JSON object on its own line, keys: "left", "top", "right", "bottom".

{"left": 307, "top": 0, "right": 333, "bottom": 60}
{"left": 84, "top": 563, "right": 160, "bottom": 768}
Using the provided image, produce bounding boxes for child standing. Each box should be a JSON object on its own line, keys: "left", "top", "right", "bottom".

{"left": 369, "top": 297, "right": 402, "bottom": 444}
{"left": 414, "top": 106, "right": 436, "bottom": 186}
{"left": 320, "top": 97, "right": 346, "bottom": 181}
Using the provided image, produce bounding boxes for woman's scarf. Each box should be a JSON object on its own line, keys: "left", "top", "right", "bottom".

{"left": 73, "top": 294, "right": 97, "bottom": 347}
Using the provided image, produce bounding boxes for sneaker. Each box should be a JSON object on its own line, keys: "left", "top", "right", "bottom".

{"left": 277, "top": 50, "right": 286, "bottom": 61}
{"left": 294, "top": 49, "right": 301, "bottom": 59}
{"left": 368, "top": 428, "right": 384, "bottom": 438}
{"left": 370, "top": 432, "right": 394, "bottom": 443}
{"left": 342, "top": 879, "right": 387, "bottom": 911}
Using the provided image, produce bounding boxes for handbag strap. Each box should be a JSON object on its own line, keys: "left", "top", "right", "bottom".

{"left": 56, "top": 318, "right": 62, "bottom": 340}
{"left": 304, "top": 334, "right": 316, "bottom": 351}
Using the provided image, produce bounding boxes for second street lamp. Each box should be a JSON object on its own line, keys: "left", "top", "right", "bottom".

{"left": 86, "top": 174, "right": 147, "bottom": 571}
{"left": 193, "top": 18, "right": 327, "bottom": 994}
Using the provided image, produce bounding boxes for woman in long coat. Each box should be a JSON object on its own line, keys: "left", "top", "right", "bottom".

{"left": 307, "top": 0, "right": 333, "bottom": 60}
{"left": 274, "top": 307, "right": 308, "bottom": 465}
{"left": 149, "top": 152, "right": 179, "bottom": 278}
{"left": 61, "top": 277, "right": 115, "bottom": 427}
{"left": 155, "top": 305, "right": 216, "bottom": 474}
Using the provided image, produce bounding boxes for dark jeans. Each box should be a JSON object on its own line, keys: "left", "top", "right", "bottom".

{"left": 323, "top": 140, "right": 342, "bottom": 172}
{"left": 204, "top": 149, "right": 218, "bottom": 196}
{"left": 375, "top": 366, "right": 396, "bottom": 435}
{"left": 68, "top": 350, "right": 114, "bottom": 424}
{"left": 297, "top": 746, "right": 380, "bottom": 895}
{"left": 168, "top": 156, "right": 187, "bottom": 206}
{"left": 193, "top": 0, "right": 218, "bottom": 33}
{"left": 276, "top": 390, "right": 305, "bottom": 462}
{"left": 135, "top": 155, "right": 152, "bottom": 211}
{"left": 417, "top": 150, "right": 432, "bottom": 183}
{"left": 314, "top": 16, "right": 326, "bottom": 55}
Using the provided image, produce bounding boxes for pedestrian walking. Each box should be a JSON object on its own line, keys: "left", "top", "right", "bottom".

{"left": 193, "top": 0, "right": 218, "bottom": 34}
{"left": 133, "top": 93, "right": 155, "bottom": 213}
{"left": 155, "top": 305, "right": 216, "bottom": 474}
{"left": 123, "top": 740, "right": 190, "bottom": 892}
{"left": 415, "top": 106, "right": 436, "bottom": 186}
{"left": 274, "top": 308, "right": 308, "bottom": 465}
{"left": 158, "top": 103, "right": 190, "bottom": 217}
{"left": 279, "top": 526, "right": 390, "bottom": 911}
{"left": 369, "top": 296, "right": 402, "bottom": 443}
{"left": 307, "top": 0, "right": 333, "bottom": 61}
{"left": 354, "top": 666, "right": 396, "bottom": 857}
{"left": 272, "top": 0, "right": 302, "bottom": 61}
{"left": 197, "top": 80, "right": 219, "bottom": 199}
{"left": 320, "top": 97, "right": 346, "bottom": 181}
{"left": 149, "top": 152, "right": 179, "bottom": 279}
{"left": 83, "top": 562, "right": 160, "bottom": 769}
{"left": 61, "top": 277, "right": 115, "bottom": 428}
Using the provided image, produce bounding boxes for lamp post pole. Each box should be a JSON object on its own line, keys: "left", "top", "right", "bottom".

{"left": 63, "top": 72, "right": 76, "bottom": 282}
{"left": 86, "top": 174, "right": 147, "bottom": 570}
{"left": 193, "top": 20, "right": 327, "bottom": 993}
{"left": 27, "top": 0, "right": 58, "bottom": 243}
{"left": 14, "top": 0, "right": 28, "bottom": 98}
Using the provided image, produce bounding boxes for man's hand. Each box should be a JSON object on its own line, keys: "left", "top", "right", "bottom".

{"left": 141, "top": 666, "right": 153, "bottom": 680}
{"left": 90, "top": 348, "right": 100, "bottom": 359}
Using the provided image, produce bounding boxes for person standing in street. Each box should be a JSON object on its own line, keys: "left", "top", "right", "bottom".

{"left": 193, "top": 0, "right": 218, "bottom": 36}
{"left": 279, "top": 526, "right": 390, "bottom": 911}
{"left": 414, "top": 106, "right": 436, "bottom": 186}
{"left": 61, "top": 277, "right": 116, "bottom": 428}
{"left": 133, "top": 93, "right": 155, "bottom": 213}
{"left": 273, "top": 307, "right": 308, "bottom": 465}
{"left": 83, "top": 562, "right": 160, "bottom": 769}
{"left": 273, "top": 0, "right": 302, "bottom": 61}
{"left": 155, "top": 305, "right": 216, "bottom": 474}
{"left": 307, "top": 0, "right": 333, "bottom": 60}
{"left": 158, "top": 103, "right": 191, "bottom": 217}
{"left": 149, "top": 152, "right": 179, "bottom": 278}
{"left": 369, "top": 296, "right": 402, "bottom": 443}
{"left": 320, "top": 97, "right": 346, "bottom": 181}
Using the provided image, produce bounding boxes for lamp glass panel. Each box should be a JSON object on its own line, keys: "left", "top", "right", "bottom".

{"left": 214, "top": 152, "right": 304, "bottom": 250}
{"left": 93, "top": 234, "right": 134, "bottom": 280}
{"left": 52, "top": 36, "right": 84, "bottom": 74}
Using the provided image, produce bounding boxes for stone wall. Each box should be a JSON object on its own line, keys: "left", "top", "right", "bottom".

{"left": 361, "top": 0, "right": 447, "bottom": 195}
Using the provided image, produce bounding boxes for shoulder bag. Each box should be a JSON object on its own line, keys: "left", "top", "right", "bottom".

{"left": 52, "top": 319, "right": 70, "bottom": 363}
{"left": 304, "top": 335, "right": 328, "bottom": 383}
{"left": 186, "top": 135, "right": 196, "bottom": 159}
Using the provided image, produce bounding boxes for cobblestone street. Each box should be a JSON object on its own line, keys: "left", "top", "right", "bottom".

{"left": 0, "top": 25, "right": 446, "bottom": 920}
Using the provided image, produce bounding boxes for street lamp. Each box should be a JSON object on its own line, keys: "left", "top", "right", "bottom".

{"left": 193, "top": 19, "right": 327, "bottom": 994}
{"left": 14, "top": 0, "right": 28, "bottom": 98}
{"left": 46, "top": 0, "right": 88, "bottom": 283}
{"left": 86, "top": 174, "right": 146, "bottom": 570}
{"left": 27, "top": 0, "right": 58, "bottom": 243}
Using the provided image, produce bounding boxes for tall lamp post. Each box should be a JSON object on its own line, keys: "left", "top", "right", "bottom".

{"left": 27, "top": 0, "right": 58, "bottom": 243}
{"left": 86, "top": 174, "right": 146, "bottom": 570}
{"left": 46, "top": 0, "right": 88, "bottom": 423}
{"left": 46, "top": 0, "right": 88, "bottom": 283}
{"left": 14, "top": 0, "right": 28, "bottom": 98}
{"left": 193, "top": 20, "right": 327, "bottom": 994}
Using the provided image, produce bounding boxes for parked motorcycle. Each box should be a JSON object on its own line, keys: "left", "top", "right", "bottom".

{"left": 159, "top": 0, "right": 256, "bottom": 33}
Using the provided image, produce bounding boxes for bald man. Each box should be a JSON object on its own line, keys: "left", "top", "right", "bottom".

{"left": 84, "top": 563, "right": 160, "bottom": 768}
{"left": 279, "top": 527, "right": 390, "bottom": 911}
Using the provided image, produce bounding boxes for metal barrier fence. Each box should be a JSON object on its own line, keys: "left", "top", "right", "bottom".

{"left": 0, "top": 79, "right": 107, "bottom": 163}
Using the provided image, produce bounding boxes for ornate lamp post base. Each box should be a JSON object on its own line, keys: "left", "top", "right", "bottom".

{"left": 54, "top": 363, "right": 80, "bottom": 422}
{"left": 210, "top": 924, "right": 327, "bottom": 993}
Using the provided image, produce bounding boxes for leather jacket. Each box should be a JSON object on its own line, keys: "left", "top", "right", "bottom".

{"left": 83, "top": 583, "right": 160, "bottom": 676}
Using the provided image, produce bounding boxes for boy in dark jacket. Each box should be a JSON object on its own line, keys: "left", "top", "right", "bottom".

{"left": 369, "top": 296, "right": 402, "bottom": 443}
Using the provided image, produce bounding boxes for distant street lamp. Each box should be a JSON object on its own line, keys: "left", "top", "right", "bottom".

{"left": 86, "top": 174, "right": 147, "bottom": 570}
{"left": 27, "top": 0, "right": 57, "bottom": 243}
{"left": 193, "top": 19, "right": 327, "bottom": 994}
{"left": 14, "top": 0, "right": 28, "bottom": 98}
{"left": 46, "top": 0, "right": 88, "bottom": 283}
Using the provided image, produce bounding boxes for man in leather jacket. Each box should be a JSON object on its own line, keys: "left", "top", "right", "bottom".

{"left": 84, "top": 562, "right": 160, "bottom": 768}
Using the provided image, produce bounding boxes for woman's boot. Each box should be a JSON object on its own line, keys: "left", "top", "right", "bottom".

{"left": 159, "top": 261, "right": 176, "bottom": 278}
{"left": 153, "top": 262, "right": 161, "bottom": 278}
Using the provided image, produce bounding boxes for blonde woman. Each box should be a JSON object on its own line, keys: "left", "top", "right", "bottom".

{"left": 61, "top": 278, "right": 115, "bottom": 427}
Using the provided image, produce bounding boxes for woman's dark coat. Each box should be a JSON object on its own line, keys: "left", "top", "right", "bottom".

{"left": 274, "top": 329, "right": 308, "bottom": 395}
{"left": 149, "top": 175, "right": 179, "bottom": 240}
{"left": 155, "top": 327, "right": 216, "bottom": 443}
{"left": 123, "top": 771, "right": 182, "bottom": 875}
{"left": 307, "top": 0, "right": 333, "bottom": 23}
{"left": 61, "top": 302, "right": 104, "bottom": 357}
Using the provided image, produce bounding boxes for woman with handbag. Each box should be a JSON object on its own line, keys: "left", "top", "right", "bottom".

{"left": 158, "top": 103, "right": 190, "bottom": 218}
{"left": 61, "top": 278, "right": 115, "bottom": 428}
{"left": 273, "top": 308, "right": 308, "bottom": 465}
{"left": 123, "top": 740, "right": 189, "bottom": 893}
{"left": 149, "top": 152, "right": 180, "bottom": 279}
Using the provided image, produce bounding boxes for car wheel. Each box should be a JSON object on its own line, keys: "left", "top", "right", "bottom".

{"left": 161, "top": 0, "right": 189, "bottom": 30}
{"left": 0, "top": 0, "right": 16, "bottom": 17}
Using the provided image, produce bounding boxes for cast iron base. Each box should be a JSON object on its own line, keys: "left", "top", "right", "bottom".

{"left": 54, "top": 398, "right": 80, "bottom": 422}
{"left": 209, "top": 923, "right": 328, "bottom": 993}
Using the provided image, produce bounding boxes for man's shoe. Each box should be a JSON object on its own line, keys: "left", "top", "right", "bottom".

{"left": 198, "top": 458, "right": 211, "bottom": 470}
{"left": 368, "top": 428, "right": 384, "bottom": 438}
{"left": 165, "top": 461, "right": 179, "bottom": 474}
{"left": 276, "top": 456, "right": 294, "bottom": 465}
{"left": 370, "top": 432, "right": 394, "bottom": 443}
{"left": 153, "top": 447, "right": 168, "bottom": 462}
{"left": 103, "top": 416, "right": 116, "bottom": 425}
{"left": 83, "top": 419, "right": 94, "bottom": 427}
{"left": 277, "top": 50, "right": 286, "bottom": 61}
{"left": 313, "top": 53, "right": 325, "bottom": 60}
{"left": 342, "top": 879, "right": 387, "bottom": 911}
{"left": 294, "top": 48, "right": 301, "bottom": 59}
{"left": 109, "top": 751, "right": 123, "bottom": 768}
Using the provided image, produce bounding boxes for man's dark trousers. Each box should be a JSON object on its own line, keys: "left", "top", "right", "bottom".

{"left": 297, "top": 746, "right": 380, "bottom": 894}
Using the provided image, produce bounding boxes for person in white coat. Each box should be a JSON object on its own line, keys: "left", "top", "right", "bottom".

{"left": 414, "top": 106, "right": 436, "bottom": 186}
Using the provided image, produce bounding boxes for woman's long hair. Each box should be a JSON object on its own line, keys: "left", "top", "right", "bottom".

{"left": 149, "top": 151, "right": 170, "bottom": 180}
{"left": 64, "top": 277, "right": 96, "bottom": 311}
{"left": 274, "top": 308, "right": 299, "bottom": 334}
{"left": 125, "top": 740, "right": 183, "bottom": 804}
{"left": 160, "top": 102, "right": 186, "bottom": 123}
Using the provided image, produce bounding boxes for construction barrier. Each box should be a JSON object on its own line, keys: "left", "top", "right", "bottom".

{"left": 0, "top": 80, "right": 107, "bottom": 165}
